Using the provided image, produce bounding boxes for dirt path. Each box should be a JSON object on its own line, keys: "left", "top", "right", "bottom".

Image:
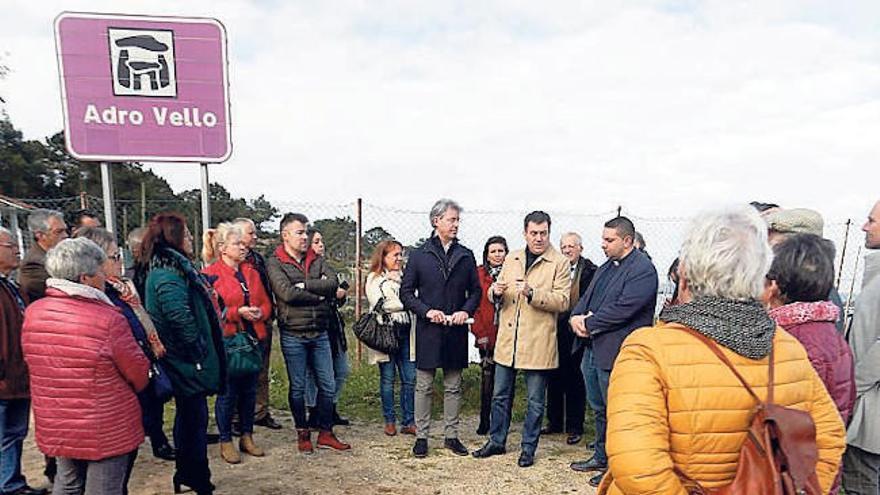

{"left": 21, "top": 412, "right": 600, "bottom": 494}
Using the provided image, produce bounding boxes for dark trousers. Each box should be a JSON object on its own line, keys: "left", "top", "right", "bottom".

{"left": 581, "top": 346, "right": 610, "bottom": 463}
{"left": 138, "top": 392, "right": 169, "bottom": 449}
{"left": 546, "top": 345, "right": 586, "bottom": 434}
{"left": 478, "top": 348, "right": 496, "bottom": 431}
{"left": 843, "top": 444, "right": 880, "bottom": 494}
{"left": 215, "top": 372, "right": 258, "bottom": 442}
{"left": 173, "top": 393, "right": 212, "bottom": 491}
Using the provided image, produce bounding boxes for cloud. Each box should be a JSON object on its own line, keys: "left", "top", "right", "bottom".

{"left": 1, "top": 0, "right": 878, "bottom": 220}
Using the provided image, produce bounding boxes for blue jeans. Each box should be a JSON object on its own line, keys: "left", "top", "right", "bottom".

{"left": 305, "top": 351, "right": 350, "bottom": 408}
{"left": 581, "top": 346, "right": 610, "bottom": 463}
{"left": 378, "top": 324, "right": 415, "bottom": 426}
{"left": 215, "top": 372, "right": 258, "bottom": 442}
{"left": 489, "top": 364, "right": 548, "bottom": 456}
{"left": 0, "top": 399, "right": 29, "bottom": 492}
{"left": 280, "top": 331, "right": 335, "bottom": 430}
{"left": 173, "top": 393, "right": 211, "bottom": 491}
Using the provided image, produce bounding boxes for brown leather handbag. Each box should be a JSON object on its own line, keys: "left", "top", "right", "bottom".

{"left": 674, "top": 328, "right": 822, "bottom": 495}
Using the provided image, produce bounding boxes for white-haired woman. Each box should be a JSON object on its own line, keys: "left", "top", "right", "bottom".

{"left": 22, "top": 238, "right": 150, "bottom": 495}
{"left": 597, "top": 207, "right": 846, "bottom": 494}
{"left": 202, "top": 223, "right": 271, "bottom": 464}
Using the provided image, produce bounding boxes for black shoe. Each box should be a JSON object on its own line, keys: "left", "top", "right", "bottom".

{"left": 152, "top": 442, "right": 176, "bottom": 461}
{"left": 206, "top": 433, "right": 220, "bottom": 445}
{"left": 566, "top": 433, "right": 583, "bottom": 445}
{"left": 255, "top": 415, "right": 283, "bottom": 430}
{"left": 444, "top": 438, "right": 469, "bottom": 456}
{"left": 471, "top": 441, "right": 506, "bottom": 458}
{"left": 540, "top": 426, "right": 562, "bottom": 435}
{"left": 333, "top": 409, "right": 350, "bottom": 427}
{"left": 588, "top": 440, "right": 596, "bottom": 450}
{"left": 570, "top": 456, "right": 607, "bottom": 472}
{"left": 413, "top": 439, "right": 428, "bottom": 458}
{"left": 8, "top": 486, "right": 49, "bottom": 495}
{"left": 173, "top": 474, "right": 215, "bottom": 495}
{"left": 476, "top": 424, "right": 489, "bottom": 436}
{"left": 517, "top": 451, "right": 535, "bottom": 468}
{"left": 588, "top": 472, "right": 605, "bottom": 487}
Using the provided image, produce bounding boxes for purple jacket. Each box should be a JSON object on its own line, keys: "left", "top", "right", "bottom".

{"left": 770, "top": 301, "right": 856, "bottom": 422}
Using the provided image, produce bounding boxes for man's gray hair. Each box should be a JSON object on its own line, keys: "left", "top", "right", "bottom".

{"left": 0, "top": 226, "right": 12, "bottom": 241}
{"left": 429, "top": 199, "right": 461, "bottom": 227}
{"left": 560, "top": 232, "right": 582, "bottom": 246}
{"left": 679, "top": 207, "right": 772, "bottom": 301}
{"left": 232, "top": 217, "right": 255, "bottom": 228}
{"left": 127, "top": 227, "right": 146, "bottom": 248}
{"left": 27, "top": 209, "right": 64, "bottom": 238}
{"left": 73, "top": 227, "right": 117, "bottom": 254}
{"left": 45, "top": 238, "right": 107, "bottom": 282}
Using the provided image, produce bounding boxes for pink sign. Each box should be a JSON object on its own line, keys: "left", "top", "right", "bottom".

{"left": 54, "top": 12, "right": 232, "bottom": 162}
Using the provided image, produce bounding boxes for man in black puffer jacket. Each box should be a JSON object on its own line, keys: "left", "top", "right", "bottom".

{"left": 267, "top": 213, "right": 350, "bottom": 453}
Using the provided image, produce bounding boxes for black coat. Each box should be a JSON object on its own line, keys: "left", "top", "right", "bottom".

{"left": 571, "top": 248, "right": 658, "bottom": 370}
{"left": 400, "top": 236, "right": 481, "bottom": 370}
{"left": 557, "top": 256, "right": 597, "bottom": 361}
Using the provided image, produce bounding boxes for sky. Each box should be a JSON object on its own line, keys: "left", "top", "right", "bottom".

{"left": 2, "top": 0, "right": 879, "bottom": 220}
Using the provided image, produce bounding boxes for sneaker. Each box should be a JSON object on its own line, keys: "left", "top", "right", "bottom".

{"left": 317, "top": 430, "right": 351, "bottom": 451}
{"left": 413, "top": 438, "right": 428, "bottom": 458}
{"left": 444, "top": 438, "right": 469, "bottom": 456}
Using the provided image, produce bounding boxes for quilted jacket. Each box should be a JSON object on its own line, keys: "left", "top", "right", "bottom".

{"left": 22, "top": 284, "right": 149, "bottom": 461}
{"left": 600, "top": 322, "right": 846, "bottom": 495}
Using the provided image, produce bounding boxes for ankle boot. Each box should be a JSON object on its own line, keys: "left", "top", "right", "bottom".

{"left": 297, "top": 429, "right": 314, "bottom": 454}
{"left": 317, "top": 430, "right": 351, "bottom": 451}
{"left": 239, "top": 434, "right": 265, "bottom": 457}
{"left": 219, "top": 441, "right": 241, "bottom": 464}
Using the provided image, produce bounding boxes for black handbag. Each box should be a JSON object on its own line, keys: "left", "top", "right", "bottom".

{"left": 353, "top": 293, "right": 400, "bottom": 355}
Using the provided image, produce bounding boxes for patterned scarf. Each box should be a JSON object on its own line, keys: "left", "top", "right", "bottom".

{"left": 659, "top": 296, "right": 776, "bottom": 359}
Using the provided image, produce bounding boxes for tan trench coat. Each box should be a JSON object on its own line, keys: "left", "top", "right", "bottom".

{"left": 491, "top": 246, "right": 571, "bottom": 370}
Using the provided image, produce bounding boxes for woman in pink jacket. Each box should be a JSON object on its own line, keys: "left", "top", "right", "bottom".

{"left": 22, "top": 238, "right": 150, "bottom": 495}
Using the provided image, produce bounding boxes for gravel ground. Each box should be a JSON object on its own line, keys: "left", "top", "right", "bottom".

{"left": 21, "top": 412, "right": 601, "bottom": 494}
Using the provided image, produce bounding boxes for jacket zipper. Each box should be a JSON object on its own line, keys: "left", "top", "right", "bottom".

{"left": 510, "top": 256, "right": 545, "bottom": 368}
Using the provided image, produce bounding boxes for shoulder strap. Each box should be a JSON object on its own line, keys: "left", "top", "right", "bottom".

{"left": 675, "top": 326, "right": 769, "bottom": 405}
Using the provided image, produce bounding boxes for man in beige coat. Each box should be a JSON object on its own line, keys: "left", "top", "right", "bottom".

{"left": 472, "top": 211, "right": 571, "bottom": 468}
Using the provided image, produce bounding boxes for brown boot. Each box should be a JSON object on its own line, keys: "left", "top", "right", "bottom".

{"left": 220, "top": 441, "right": 241, "bottom": 464}
{"left": 297, "top": 429, "right": 314, "bottom": 454}
{"left": 317, "top": 430, "right": 351, "bottom": 451}
{"left": 240, "top": 434, "right": 265, "bottom": 457}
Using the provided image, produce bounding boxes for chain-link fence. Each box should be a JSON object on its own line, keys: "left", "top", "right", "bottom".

{"left": 2, "top": 195, "right": 868, "bottom": 318}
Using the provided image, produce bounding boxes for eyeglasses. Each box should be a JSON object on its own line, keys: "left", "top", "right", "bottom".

{"left": 0, "top": 242, "right": 18, "bottom": 250}
{"left": 107, "top": 252, "right": 122, "bottom": 261}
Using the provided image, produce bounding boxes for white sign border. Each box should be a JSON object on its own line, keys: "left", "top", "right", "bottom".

{"left": 54, "top": 11, "right": 233, "bottom": 163}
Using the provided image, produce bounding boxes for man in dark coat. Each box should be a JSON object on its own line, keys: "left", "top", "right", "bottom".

{"left": 0, "top": 227, "right": 48, "bottom": 495}
{"left": 18, "top": 209, "right": 67, "bottom": 303}
{"left": 400, "top": 199, "right": 481, "bottom": 459}
{"left": 543, "top": 232, "right": 596, "bottom": 445}
{"left": 568, "top": 216, "right": 658, "bottom": 488}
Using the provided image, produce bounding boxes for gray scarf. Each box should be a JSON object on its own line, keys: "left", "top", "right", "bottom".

{"left": 659, "top": 296, "right": 776, "bottom": 359}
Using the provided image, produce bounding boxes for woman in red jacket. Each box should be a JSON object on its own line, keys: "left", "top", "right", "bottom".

{"left": 764, "top": 233, "right": 855, "bottom": 493}
{"left": 22, "top": 238, "right": 150, "bottom": 495}
{"left": 202, "top": 223, "right": 272, "bottom": 464}
{"left": 471, "top": 236, "right": 508, "bottom": 435}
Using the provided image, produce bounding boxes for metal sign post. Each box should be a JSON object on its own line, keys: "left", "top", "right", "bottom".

{"left": 100, "top": 162, "right": 118, "bottom": 233}
{"left": 200, "top": 163, "right": 211, "bottom": 234}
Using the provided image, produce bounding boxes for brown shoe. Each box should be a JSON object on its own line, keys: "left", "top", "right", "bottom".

{"left": 239, "top": 434, "right": 265, "bottom": 457}
{"left": 297, "top": 429, "right": 314, "bottom": 454}
{"left": 400, "top": 425, "right": 417, "bottom": 436}
{"left": 384, "top": 423, "right": 397, "bottom": 436}
{"left": 317, "top": 430, "right": 351, "bottom": 451}
{"left": 219, "top": 441, "right": 241, "bottom": 464}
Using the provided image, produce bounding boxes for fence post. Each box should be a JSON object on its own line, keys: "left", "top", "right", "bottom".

{"left": 140, "top": 181, "right": 147, "bottom": 227}
{"left": 355, "top": 198, "right": 363, "bottom": 363}
{"left": 837, "top": 219, "right": 852, "bottom": 288}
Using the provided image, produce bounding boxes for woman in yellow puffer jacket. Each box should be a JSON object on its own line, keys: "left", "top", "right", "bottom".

{"left": 599, "top": 207, "right": 846, "bottom": 495}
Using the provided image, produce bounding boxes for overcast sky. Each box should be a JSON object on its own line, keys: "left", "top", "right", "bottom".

{"left": 2, "top": 0, "right": 878, "bottom": 220}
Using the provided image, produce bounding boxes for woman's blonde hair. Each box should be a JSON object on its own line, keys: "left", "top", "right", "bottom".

{"left": 202, "top": 222, "right": 243, "bottom": 265}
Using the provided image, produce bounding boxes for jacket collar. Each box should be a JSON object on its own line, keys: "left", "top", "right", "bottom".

{"left": 46, "top": 278, "right": 114, "bottom": 306}
{"left": 511, "top": 246, "right": 562, "bottom": 271}
{"left": 769, "top": 300, "right": 840, "bottom": 328}
{"left": 273, "top": 244, "right": 318, "bottom": 273}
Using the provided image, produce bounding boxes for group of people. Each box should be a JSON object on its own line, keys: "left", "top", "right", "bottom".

{"left": 0, "top": 197, "right": 878, "bottom": 494}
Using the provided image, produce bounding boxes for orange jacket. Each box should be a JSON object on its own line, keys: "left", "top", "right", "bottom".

{"left": 600, "top": 322, "right": 846, "bottom": 495}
